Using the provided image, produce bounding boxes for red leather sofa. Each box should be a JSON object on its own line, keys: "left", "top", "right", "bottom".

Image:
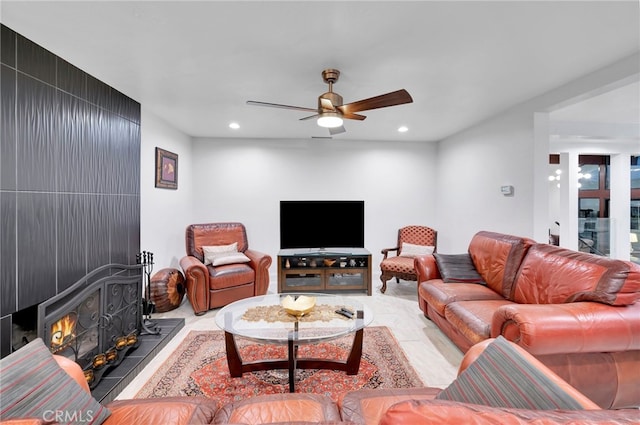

{"left": 415, "top": 230, "right": 640, "bottom": 409}
{"left": 3, "top": 337, "right": 639, "bottom": 425}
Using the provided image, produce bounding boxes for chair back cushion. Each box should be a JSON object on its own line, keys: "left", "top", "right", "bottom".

{"left": 186, "top": 222, "right": 249, "bottom": 263}
{"left": 513, "top": 244, "right": 640, "bottom": 305}
{"left": 397, "top": 226, "right": 437, "bottom": 255}
{"left": 468, "top": 231, "right": 535, "bottom": 299}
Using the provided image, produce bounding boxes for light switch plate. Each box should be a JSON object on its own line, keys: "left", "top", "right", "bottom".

{"left": 501, "top": 185, "right": 514, "bottom": 196}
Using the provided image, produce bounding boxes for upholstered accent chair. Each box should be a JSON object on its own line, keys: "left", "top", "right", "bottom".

{"left": 179, "top": 222, "right": 272, "bottom": 315}
{"left": 379, "top": 225, "right": 437, "bottom": 293}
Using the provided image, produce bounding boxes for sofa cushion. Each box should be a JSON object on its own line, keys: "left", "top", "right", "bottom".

{"left": 434, "top": 253, "right": 485, "bottom": 284}
{"left": 399, "top": 242, "right": 434, "bottom": 257}
{"left": 104, "top": 397, "right": 217, "bottom": 425}
{"left": 380, "top": 256, "right": 416, "bottom": 276}
{"left": 0, "top": 338, "right": 110, "bottom": 425}
{"left": 419, "top": 281, "right": 504, "bottom": 317}
{"left": 209, "top": 251, "right": 251, "bottom": 267}
{"left": 468, "top": 231, "right": 535, "bottom": 299}
{"left": 208, "top": 263, "right": 254, "bottom": 289}
{"left": 444, "top": 300, "right": 514, "bottom": 347}
{"left": 435, "top": 336, "right": 585, "bottom": 410}
{"left": 513, "top": 244, "right": 640, "bottom": 306}
{"left": 203, "top": 242, "right": 252, "bottom": 267}
{"left": 213, "top": 394, "right": 342, "bottom": 423}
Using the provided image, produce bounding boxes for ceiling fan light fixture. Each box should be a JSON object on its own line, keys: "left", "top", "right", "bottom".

{"left": 317, "top": 112, "right": 343, "bottom": 128}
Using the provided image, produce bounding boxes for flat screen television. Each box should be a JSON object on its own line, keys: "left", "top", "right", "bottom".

{"left": 280, "top": 200, "right": 364, "bottom": 250}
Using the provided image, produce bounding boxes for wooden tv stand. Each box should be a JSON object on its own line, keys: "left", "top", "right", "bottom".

{"left": 277, "top": 248, "right": 372, "bottom": 295}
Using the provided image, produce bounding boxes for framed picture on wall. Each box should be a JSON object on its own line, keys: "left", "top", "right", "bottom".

{"left": 155, "top": 147, "right": 178, "bottom": 189}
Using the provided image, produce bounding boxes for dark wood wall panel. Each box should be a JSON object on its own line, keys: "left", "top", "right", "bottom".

{"left": 16, "top": 74, "right": 59, "bottom": 192}
{"left": 58, "top": 93, "right": 87, "bottom": 193}
{"left": 0, "top": 316, "right": 11, "bottom": 357}
{"left": 0, "top": 24, "right": 141, "bottom": 335}
{"left": 57, "top": 194, "right": 89, "bottom": 292}
{"left": 16, "top": 33, "right": 56, "bottom": 86}
{"left": 1, "top": 192, "right": 17, "bottom": 313}
{"left": 87, "top": 194, "right": 114, "bottom": 274}
{"left": 16, "top": 192, "right": 57, "bottom": 310}
{"left": 111, "top": 196, "right": 130, "bottom": 266}
{"left": 57, "top": 58, "right": 86, "bottom": 99}
{"left": 1, "top": 25, "right": 16, "bottom": 67}
{"left": 1, "top": 65, "right": 16, "bottom": 190}
{"left": 125, "top": 121, "right": 142, "bottom": 192}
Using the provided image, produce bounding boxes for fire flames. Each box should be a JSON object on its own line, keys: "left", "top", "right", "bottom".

{"left": 50, "top": 313, "right": 77, "bottom": 351}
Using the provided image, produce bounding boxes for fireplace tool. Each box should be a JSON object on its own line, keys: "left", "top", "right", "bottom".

{"left": 137, "top": 251, "right": 160, "bottom": 335}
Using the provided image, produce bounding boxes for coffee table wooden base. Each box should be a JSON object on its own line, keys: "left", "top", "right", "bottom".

{"left": 224, "top": 323, "right": 364, "bottom": 392}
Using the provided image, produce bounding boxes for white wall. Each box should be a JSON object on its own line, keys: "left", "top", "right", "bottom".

{"left": 189, "top": 137, "right": 438, "bottom": 271}
{"left": 140, "top": 108, "right": 194, "bottom": 269}
{"left": 435, "top": 53, "right": 639, "bottom": 253}
{"left": 435, "top": 110, "right": 535, "bottom": 252}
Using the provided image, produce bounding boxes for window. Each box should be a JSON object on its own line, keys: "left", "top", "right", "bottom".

{"left": 578, "top": 155, "right": 609, "bottom": 219}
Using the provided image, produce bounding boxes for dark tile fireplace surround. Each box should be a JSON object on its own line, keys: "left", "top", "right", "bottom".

{"left": 1, "top": 25, "right": 183, "bottom": 402}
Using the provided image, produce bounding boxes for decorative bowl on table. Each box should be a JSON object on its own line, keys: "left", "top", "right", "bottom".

{"left": 281, "top": 295, "right": 316, "bottom": 317}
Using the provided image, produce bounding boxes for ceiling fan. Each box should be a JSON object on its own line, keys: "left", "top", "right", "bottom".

{"left": 246, "top": 69, "right": 413, "bottom": 135}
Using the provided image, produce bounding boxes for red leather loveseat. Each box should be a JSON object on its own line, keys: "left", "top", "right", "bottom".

{"left": 415, "top": 230, "right": 640, "bottom": 409}
{"left": 3, "top": 336, "right": 639, "bottom": 425}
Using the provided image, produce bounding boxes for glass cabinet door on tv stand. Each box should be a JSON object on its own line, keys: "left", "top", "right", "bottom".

{"left": 277, "top": 248, "right": 372, "bottom": 295}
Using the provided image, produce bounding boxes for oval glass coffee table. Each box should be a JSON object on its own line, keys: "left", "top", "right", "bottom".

{"left": 215, "top": 293, "right": 373, "bottom": 392}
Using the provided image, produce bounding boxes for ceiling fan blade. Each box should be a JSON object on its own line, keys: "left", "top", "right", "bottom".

{"left": 299, "top": 114, "right": 320, "bottom": 121}
{"left": 320, "top": 98, "right": 335, "bottom": 111}
{"left": 338, "top": 89, "right": 413, "bottom": 114}
{"left": 342, "top": 112, "right": 366, "bottom": 121}
{"left": 246, "top": 100, "right": 317, "bottom": 113}
{"left": 329, "top": 125, "right": 346, "bottom": 135}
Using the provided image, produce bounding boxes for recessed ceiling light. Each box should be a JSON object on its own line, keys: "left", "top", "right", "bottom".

{"left": 398, "top": 126, "right": 408, "bottom": 133}
{"left": 229, "top": 122, "right": 240, "bottom": 129}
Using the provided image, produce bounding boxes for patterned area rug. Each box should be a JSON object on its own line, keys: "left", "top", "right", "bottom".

{"left": 135, "top": 326, "right": 424, "bottom": 407}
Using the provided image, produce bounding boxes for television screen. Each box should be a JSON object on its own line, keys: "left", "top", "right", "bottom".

{"left": 280, "top": 200, "right": 364, "bottom": 250}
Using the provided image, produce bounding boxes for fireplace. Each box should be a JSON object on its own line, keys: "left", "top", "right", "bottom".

{"left": 37, "top": 263, "right": 143, "bottom": 389}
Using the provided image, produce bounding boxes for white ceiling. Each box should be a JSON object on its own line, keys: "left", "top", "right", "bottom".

{"left": 2, "top": 1, "right": 639, "bottom": 142}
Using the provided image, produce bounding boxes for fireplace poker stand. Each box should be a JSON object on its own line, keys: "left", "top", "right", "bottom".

{"left": 137, "top": 251, "right": 161, "bottom": 335}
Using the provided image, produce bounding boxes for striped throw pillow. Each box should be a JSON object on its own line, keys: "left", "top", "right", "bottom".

{"left": 0, "top": 338, "right": 110, "bottom": 424}
{"left": 435, "top": 336, "right": 584, "bottom": 410}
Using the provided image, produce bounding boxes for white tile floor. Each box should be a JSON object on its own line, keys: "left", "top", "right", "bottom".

{"left": 116, "top": 279, "right": 463, "bottom": 400}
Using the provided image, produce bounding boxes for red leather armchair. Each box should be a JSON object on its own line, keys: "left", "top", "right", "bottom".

{"left": 179, "top": 223, "right": 272, "bottom": 315}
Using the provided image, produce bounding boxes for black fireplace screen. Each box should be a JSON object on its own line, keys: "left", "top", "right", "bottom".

{"left": 37, "top": 264, "right": 143, "bottom": 388}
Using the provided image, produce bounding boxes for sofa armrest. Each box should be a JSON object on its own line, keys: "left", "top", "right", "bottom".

{"left": 53, "top": 354, "right": 90, "bottom": 393}
{"left": 179, "top": 255, "right": 210, "bottom": 315}
{"left": 339, "top": 387, "right": 441, "bottom": 425}
{"left": 491, "top": 302, "right": 640, "bottom": 355}
{"left": 414, "top": 254, "right": 440, "bottom": 283}
{"left": 457, "top": 339, "right": 600, "bottom": 409}
{"left": 244, "top": 248, "right": 272, "bottom": 296}
{"left": 379, "top": 399, "right": 640, "bottom": 425}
